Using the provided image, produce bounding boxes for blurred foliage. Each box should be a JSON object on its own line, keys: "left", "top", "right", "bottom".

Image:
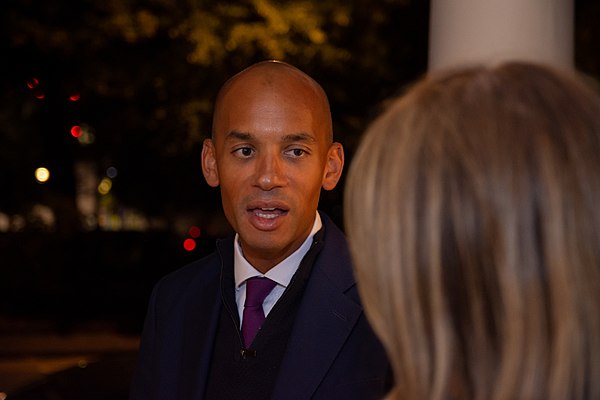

{"left": 1, "top": 0, "right": 598, "bottom": 225}
{"left": 173, "top": 0, "right": 352, "bottom": 66}
{"left": 0, "top": 0, "right": 427, "bottom": 223}
{"left": 3, "top": 0, "right": 420, "bottom": 123}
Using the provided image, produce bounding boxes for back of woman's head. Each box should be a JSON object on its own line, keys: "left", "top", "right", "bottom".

{"left": 345, "top": 62, "right": 600, "bottom": 400}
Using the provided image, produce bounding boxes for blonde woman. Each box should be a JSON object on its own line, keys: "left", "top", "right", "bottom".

{"left": 345, "top": 62, "right": 600, "bottom": 400}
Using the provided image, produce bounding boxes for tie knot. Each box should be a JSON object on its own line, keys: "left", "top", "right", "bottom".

{"left": 244, "top": 277, "right": 277, "bottom": 307}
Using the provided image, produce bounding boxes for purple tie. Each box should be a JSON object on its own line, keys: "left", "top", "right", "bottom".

{"left": 242, "top": 277, "right": 277, "bottom": 348}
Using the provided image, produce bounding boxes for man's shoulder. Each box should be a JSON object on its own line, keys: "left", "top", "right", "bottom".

{"left": 313, "top": 212, "right": 356, "bottom": 290}
{"left": 144, "top": 251, "right": 222, "bottom": 320}
{"left": 164, "top": 251, "right": 220, "bottom": 284}
{"left": 318, "top": 212, "right": 347, "bottom": 244}
{"left": 150, "top": 249, "right": 222, "bottom": 308}
{"left": 158, "top": 234, "right": 234, "bottom": 289}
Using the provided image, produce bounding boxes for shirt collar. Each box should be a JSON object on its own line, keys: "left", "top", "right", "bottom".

{"left": 234, "top": 211, "right": 323, "bottom": 289}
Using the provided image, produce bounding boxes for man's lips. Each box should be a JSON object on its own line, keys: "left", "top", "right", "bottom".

{"left": 246, "top": 201, "right": 289, "bottom": 225}
{"left": 247, "top": 200, "right": 289, "bottom": 212}
{"left": 248, "top": 207, "right": 288, "bottom": 219}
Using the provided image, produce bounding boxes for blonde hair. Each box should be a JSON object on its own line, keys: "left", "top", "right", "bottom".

{"left": 345, "top": 62, "right": 600, "bottom": 400}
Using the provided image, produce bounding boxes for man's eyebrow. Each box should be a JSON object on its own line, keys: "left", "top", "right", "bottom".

{"left": 281, "top": 133, "right": 317, "bottom": 143}
{"left": 224, "top": 131, "right": 253, "bottom": 141}
{"left": 224, "top": 131, "right": 317, "bottom": 143}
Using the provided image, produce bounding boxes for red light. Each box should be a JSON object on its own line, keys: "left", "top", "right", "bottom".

{"left": 189, "top": 226, "right": 201, "bottom": 238}
{"left": 27, "top": 78, "right": 39, "bottom": 89}
{"left": 183, "top": 238, "right": 196, "bottom": 251}
{"left": 71, "top": 125, "right": 82, "bottom": 138}
{"left": 35, "top": 91, "right": 45, "bottom": 99}
{"left": 69, "top": 93, "right": 80, "bottom": 101}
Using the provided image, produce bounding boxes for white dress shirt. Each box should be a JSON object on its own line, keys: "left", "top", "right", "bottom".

{"left": 234, "top": 211, "right": 322, "bottom": 325}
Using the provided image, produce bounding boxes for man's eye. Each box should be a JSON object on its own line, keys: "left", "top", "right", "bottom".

{"left": 234, "top": 148, "right": 254, "bottom": 157}
{"left": 286, "top": 148, "right": 306, "bottom": 157}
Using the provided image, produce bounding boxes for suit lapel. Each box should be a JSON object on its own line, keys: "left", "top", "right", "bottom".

{"left": 272, "top": 217, "right": 361, "bottom": 399}
{"left": 177, "top": 241, "right": 233, "bottom": 400}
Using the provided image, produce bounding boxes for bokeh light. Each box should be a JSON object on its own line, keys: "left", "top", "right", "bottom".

{"left": 71, "top": 124, "right": 96, "bottom": 145}
{"left": 183, "top": 238, "right": 196, "bottom": 251}
{"left": 189, "top": 226, "right": 201, "bottom": 238}
{"left": 106, "top": 166, "right": 118, "bottom": 179}
{"left": 97, "top": 177, "right": 112, "bottom": 195}
{"left": 71, "top": 125, "right": 82, "bottom": 138}
{"left": 26, "top": 77, "right": 39, "bottom": 89}
{"left": 69, "top": 93, "right": 81, "bottom": 101}
{"left": 35, "top": 167, "right": 50, "bottom": 183}
{"left": 34, "top": 91, "right": 45, "bottom": 99}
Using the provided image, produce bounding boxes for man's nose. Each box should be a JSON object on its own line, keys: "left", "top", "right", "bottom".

{"left": 255, "top": 153, "right": 286, "bottom": 190}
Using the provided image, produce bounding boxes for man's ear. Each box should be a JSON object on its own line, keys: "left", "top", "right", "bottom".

{"left": 322, "top": 142, "right": 344, "bottom": 191}
{"left": 202, "top": 138, "right": 220, "bottom": 187}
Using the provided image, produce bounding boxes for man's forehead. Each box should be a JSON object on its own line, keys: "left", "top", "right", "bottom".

{"left": 212, "top": 61, "right": 333, "bottom": 142}
{"left": 221, "top": 69, "right": 317, "bottom": 101}
{"left": 225, "top": 61, "right": 310, "bottom": 87}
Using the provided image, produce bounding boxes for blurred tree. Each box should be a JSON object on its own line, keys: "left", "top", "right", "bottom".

{"left": 1, "top": 0, "right": 598, "bottom": 228}
{"left": 0, "top": 0, "right": 427, "bottom": 226}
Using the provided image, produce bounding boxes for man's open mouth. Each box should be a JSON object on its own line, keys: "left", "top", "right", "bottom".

{"left": 251, "top": 207, "right": 287, "bottom": 219}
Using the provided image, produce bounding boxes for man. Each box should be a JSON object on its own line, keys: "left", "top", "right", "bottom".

{"left": 129, "top": 60, "right": 390, "bottom": 400}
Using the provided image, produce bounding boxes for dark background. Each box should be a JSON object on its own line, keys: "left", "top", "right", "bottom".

{"left": 1, "top": 0, "right": 599, "bottom": 396}
{"left": 0, "top": 0, "right": 434, "bottom": 334}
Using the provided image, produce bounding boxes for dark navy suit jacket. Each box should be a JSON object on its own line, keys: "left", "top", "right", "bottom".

{"left": 129, "top": 213, "right": 390, "bottom": 399}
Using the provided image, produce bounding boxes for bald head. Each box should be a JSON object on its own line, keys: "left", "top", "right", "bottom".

{"left": 202, "top": 60, "right": 344, "bottom": 270}
{"left": 212, "top": 61, "right": 333, "bottom": 143}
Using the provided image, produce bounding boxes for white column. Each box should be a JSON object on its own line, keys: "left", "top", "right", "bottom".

{"left": 428, "top": 0, "right": 574, "bottom": 71}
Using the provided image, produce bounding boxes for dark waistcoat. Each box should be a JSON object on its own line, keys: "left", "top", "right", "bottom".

{"left": 204, "top": 237, "right": 323, "bottom": 400}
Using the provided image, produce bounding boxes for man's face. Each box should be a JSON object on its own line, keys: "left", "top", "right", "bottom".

{"left": 202, "top": 70, "right": 343, "bottom": 271}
